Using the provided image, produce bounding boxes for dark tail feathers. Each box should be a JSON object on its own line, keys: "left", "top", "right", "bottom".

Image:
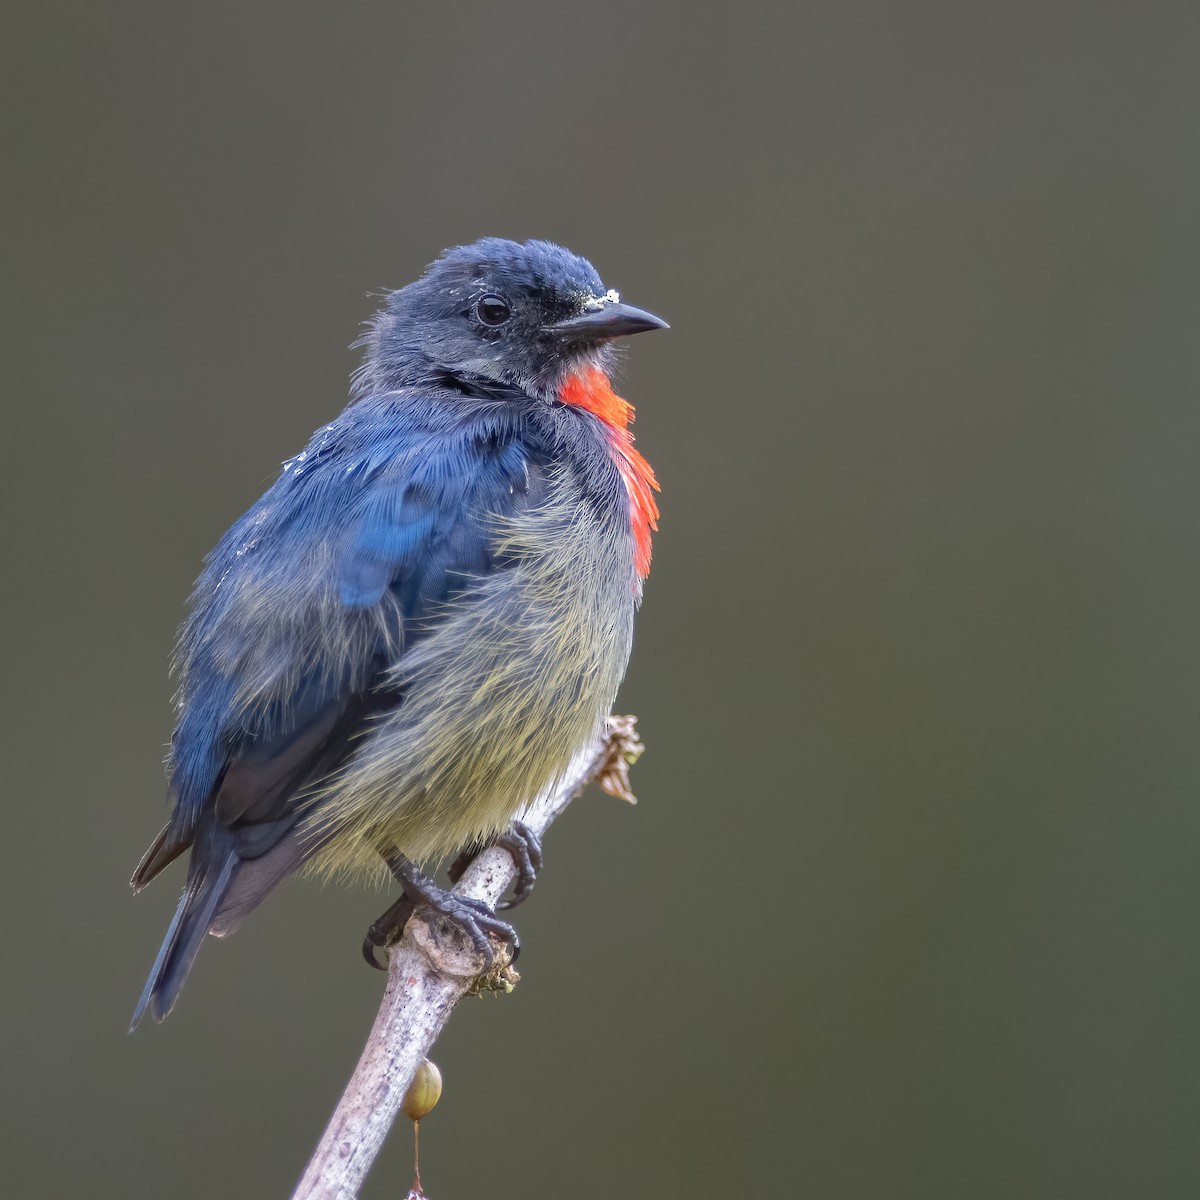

{"left": 129, "top": 850, "right": 237, "bottom": 1030}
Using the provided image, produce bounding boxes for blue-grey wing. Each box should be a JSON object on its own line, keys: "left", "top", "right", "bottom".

{"left": 136, "top": 396, "right": 535, "bottom": 882}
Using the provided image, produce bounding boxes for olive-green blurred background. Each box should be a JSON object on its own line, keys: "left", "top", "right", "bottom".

{"left": 5, "top": 3, "right": 1200, "bottom": 1196}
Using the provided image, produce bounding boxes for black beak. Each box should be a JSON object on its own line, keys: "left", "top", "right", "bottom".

{"left": 549, "top": 302, "right": 669, "bottom": 341}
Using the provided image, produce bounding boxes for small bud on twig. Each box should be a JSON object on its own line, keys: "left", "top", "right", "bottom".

{"left": 402, "top": 1059, "right": 442, "bottom": 1122}
{"left": 402, "top": 1059, "right": 442, "bottom": 1199}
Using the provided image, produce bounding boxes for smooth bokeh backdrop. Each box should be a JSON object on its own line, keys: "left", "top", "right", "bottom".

{"left": 5, "top": 3, "right": 1200, "bottom": 1197}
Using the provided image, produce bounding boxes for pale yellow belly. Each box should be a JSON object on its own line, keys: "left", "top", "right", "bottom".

{"left": 304, "top": 497, "right": 636, "bottom": 882}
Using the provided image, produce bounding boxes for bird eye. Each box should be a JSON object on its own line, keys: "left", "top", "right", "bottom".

{"left": 476, "top": 295, "right": 511, "bottom": 326}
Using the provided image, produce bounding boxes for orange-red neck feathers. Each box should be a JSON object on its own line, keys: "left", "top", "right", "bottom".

{"left": 560, "top": 367, "right": 659, "bottom": 579}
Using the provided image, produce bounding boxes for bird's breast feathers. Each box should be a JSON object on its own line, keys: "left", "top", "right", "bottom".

{"left": 559, "top": 367, "right": 659, "bottom": 580}
{"left": 306, "top": 432, "right": 640, "bottom": 874}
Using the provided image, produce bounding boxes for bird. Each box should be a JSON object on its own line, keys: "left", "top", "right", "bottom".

{"left": 130, "top": 237, "right": 667, "bottom": 1027}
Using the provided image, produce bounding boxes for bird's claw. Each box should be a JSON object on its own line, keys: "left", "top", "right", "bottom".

{"left": 362, "top": 892, "right": 415, "bottom": 970}
{"left": 446, "top": 820, "right": 543, "bottom": 911}
{"left": 497, "top": 819, "right": 543, "bottom": 911}
{"left": 381, "top": 851, "right": 521, "bottom": 973}
{"left": 423, "top": 892, "right": 521, "bottom": 969}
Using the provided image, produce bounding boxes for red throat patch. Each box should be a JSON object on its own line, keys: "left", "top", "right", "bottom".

{"left": 560, "top": 367, "right": 660, "bottom": 579}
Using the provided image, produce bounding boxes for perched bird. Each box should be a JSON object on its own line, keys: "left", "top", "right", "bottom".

{"left": 130, "top": 238, "right": 667, "bottom": 1027}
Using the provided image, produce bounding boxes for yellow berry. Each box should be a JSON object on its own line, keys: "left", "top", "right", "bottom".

{"left": 402, "top": 1059, "right": 443, "bottom": 1121}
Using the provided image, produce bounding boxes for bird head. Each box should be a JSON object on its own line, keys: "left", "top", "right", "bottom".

{"left": 355, "top": 238, "right": 667, "bottom": 400}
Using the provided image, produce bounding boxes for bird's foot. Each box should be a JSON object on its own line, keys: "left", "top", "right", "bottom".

{"left": 446, "top": 819, "right": 543, "bottom": 911}
{"left": 362, "top": 892, "right": 415, "bottom": 971}
{"left": 496, "top": 820, "right": 543, "bottom": 910}
{"left": 387, "top": 853, "right": 520, "bottom": 972}
{"left": 420, "top": 891, "right": 521, "bottom": 971}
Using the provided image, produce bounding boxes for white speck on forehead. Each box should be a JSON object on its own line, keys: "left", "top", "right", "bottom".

{"left": 582, "top": 288, "right": 621, "bottom": 312}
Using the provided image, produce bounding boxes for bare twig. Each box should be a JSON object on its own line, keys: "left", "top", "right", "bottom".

{"left": 290, "top": 716, "right": 644, "bottom": 1200}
